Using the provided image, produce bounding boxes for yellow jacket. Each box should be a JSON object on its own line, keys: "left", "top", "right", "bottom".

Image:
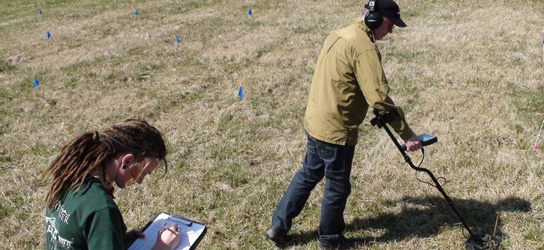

{"left": 304, "top": 19, "right": 414, "bottom": 146}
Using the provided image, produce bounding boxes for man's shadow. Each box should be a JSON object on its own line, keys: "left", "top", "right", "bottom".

{"left": 287, "top": 196, "right": 530, "bottom": 248}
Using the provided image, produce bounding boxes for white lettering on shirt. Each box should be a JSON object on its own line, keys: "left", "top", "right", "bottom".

{"left": 46, "top": 216, "right": 74, "bottom": 249}
{"left": 53, "top": 203, "right": 71, "bottom": 224}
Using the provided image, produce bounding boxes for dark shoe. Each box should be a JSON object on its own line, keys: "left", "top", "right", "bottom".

{"left": 319, "top": 235, "right": 348, "bottom": 250}
{"left": 266, "top": 227, "right": 292, "bottom": 246}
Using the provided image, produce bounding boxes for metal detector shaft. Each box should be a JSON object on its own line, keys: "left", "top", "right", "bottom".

{"left": 371, "top": 109, "right": 476, "bottom": 238}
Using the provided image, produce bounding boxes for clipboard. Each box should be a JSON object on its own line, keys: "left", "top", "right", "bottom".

{"left": 127, "top": 212, "right": 207, "bottom": 250}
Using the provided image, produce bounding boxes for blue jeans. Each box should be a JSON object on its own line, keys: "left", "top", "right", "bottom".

{"left": 271, "top": 132, "right": 355, "bottom": 246}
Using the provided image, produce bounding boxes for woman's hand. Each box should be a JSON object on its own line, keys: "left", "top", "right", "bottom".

{"left": 151, "top": 223, "right": 181, "bottom": 250}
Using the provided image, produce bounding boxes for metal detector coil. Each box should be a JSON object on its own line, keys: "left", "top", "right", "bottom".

{"left": 371, "top": 109, "right": 501, "bottom": 250}
{"left": 465, "top": 234, "right": 501, "bottom": 250}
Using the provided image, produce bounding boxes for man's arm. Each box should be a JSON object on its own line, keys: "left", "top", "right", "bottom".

{"left": 355, "top": 49, "right": 421, "bottom": 150}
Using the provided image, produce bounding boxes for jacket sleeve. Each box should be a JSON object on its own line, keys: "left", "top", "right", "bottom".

{"left": 354, "top": 49, "right": 415, "bottom": 140}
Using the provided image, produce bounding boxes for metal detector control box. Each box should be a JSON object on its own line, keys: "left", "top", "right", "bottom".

{"left": 419, "top": 133, "right": 438, "bottom": 146}
{"left": 401, "top": 133, "right": 438, "bottom": 151}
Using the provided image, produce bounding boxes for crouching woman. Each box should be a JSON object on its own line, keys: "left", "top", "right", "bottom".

{"left": 43, "top": 119, "right": 180, "bottom": 250}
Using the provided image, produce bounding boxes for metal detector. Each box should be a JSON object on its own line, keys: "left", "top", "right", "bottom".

{"left": 370, "top": 109, "right": 501, "bottom": 250}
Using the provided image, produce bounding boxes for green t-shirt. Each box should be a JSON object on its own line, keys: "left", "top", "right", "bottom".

{"left": 45, "top": 176, "right": 127, "bottom": 250}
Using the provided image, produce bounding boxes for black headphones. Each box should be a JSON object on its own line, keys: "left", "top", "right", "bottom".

{"left": 364, "top": 0, "right": 383, "bottom": 30}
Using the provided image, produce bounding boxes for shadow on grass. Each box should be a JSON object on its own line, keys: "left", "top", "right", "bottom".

{"left": 286, "top": 196, "right": 530, "bottom": 248}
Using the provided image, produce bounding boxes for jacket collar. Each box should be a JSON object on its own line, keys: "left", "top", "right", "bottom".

{"left": 355, "top": 18, "right": 375, "bottom": 43}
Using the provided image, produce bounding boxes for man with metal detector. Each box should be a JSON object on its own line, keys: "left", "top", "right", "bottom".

{"left": 266, "top": 0, "right": 422, "bottom": 248}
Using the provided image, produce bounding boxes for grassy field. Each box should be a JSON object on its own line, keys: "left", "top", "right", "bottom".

{"left": 1, "top": 0, "right": 543, "bottom": 249}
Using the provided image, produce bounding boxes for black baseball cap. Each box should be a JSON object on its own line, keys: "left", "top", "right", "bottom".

{"left": 373, "top": 0, "right": 407, "bottom": 28}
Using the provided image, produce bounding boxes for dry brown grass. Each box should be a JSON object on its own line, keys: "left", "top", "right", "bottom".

{"left": 1, "top": 0, "right": 543, "bottom": 249}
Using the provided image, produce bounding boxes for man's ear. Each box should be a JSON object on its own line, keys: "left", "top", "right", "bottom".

{"left": 120, "top": 154, "right": 135, "bottom": 169}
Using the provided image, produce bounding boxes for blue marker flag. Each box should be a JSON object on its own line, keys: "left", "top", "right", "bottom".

{"left": 176, "top": 35, "right": 180, "bottom": 43}
{"left": 248, "top": 7, "right": 252, "bottom": 16}
{"left": 136, "top": 9, "right": 140, "bottom": 16}
{"left": 46, "top": 31, "right": 51, "bottom": 39}
{"left": 39, "top": 8, "right": 43, "bottom": 15}
{"left": 239, "top": 86, "right": 244, "bottom": 100}
{"left": 34, "top": 76, "right": 39, "bottom": 89}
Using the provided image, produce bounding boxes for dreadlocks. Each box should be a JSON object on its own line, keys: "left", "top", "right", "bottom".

{"left": 43, "top": 119, "right": 167, "bottom": 209}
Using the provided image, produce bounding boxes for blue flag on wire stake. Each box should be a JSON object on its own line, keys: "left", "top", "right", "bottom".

{"left": 39, "top": 8, "right": 43, "bottom": 15}
{"left": 239, "top": 86, "right": 244, "bottom": 101}
{"left": 248, "top": 7, "right": 252, "bottom": 16}
{"left": 46, "top": 31, "right": 51, "bottom": 39}
{"left": 34, "top": 76, "right": 39, "bottom": 89}
{"left": 136, "top": 9, "right": 140, "bottom": 16}
{"left": 176, "top": 35, "right": 180, "bottom": 43}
